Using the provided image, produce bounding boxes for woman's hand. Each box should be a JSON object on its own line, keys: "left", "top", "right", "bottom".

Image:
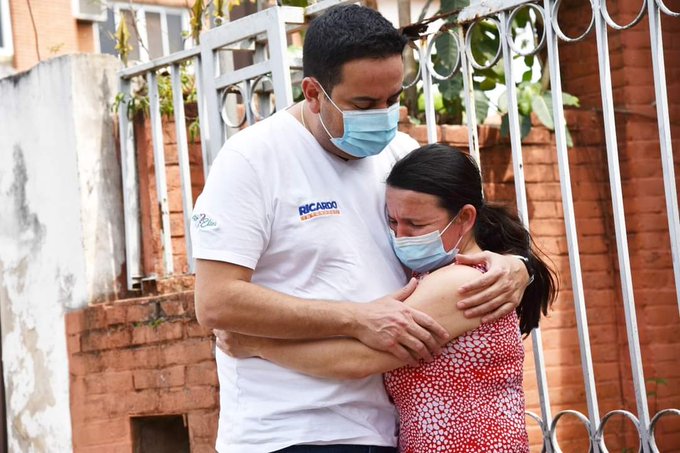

{"left": 214, "top": 329, "right": 264, "bottom": 359}
{"left": 454, "top": 251, "right": 530, "bottom": 323}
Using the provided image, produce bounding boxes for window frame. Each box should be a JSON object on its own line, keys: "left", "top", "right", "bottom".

{"left": 102, "top": 2, "right": 190, "bottom": 62}
{"left": 0, "top": 0, "right": 14, "bottom": 60}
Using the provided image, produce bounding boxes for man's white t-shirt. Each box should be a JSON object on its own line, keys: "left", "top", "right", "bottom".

{"left": 191, "top": 109, "right": 419, "bottom": 453}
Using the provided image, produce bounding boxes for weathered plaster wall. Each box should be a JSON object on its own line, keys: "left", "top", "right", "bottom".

{"left": 0, "top": 54, "right": 124, "bottom": 452}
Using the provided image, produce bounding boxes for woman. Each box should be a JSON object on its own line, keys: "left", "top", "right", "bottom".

{"left": 224, "top": 144, "right": 557, "bottom": 452}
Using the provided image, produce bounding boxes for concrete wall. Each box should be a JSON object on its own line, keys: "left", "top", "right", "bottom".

{"left": 0, "top": 54, "right": 125, "bottom": 452}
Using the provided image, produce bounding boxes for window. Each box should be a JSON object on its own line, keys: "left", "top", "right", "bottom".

{"left": 98, "top": 3, "right": 189, "bottom": 62}
{"left": 0, "top": 0, "right": 13, "bottom": 60}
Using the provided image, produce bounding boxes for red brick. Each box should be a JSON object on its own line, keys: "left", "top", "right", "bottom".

{"left": 187, "top": 410, "right": 219, "bottom": 439}
{"left": 77, "top": 417, "right": 129, "bottom": 447}
{"left": 185, "top": 322, "right": 213, "bottom": 338}
{"left": 132, "top": 365, "right": 185, "bottom": 390}
{"left": 189, "top": 443, "right": 220, "bottom": 453}
{"left": 81, "top": 328, "right": 132, "bottom": 352}
{"left": 83, "top": 307, "right": 108, "bottom": 331}
{"left": 76, "top": 444, "right": 133, "bottom": 453}
{"left": 131, "top": 321, "right": 184, "bottom": 345}
{"left": 158, "top": 386, "right": 218, "bottom": 412}
{"left": 84, "top": 371, "right": 133, "bottom": 395}
{"left": 440, "top": 124, "right": 469, "bottom": 146}
{"left": 103, "top": 304, "right": 127, "bottom": 326}
{"left": 529, "top": 218, "right": 566, "bottom": 237}
{"left": 125, "top": 302, "right": 159, "bottom": 324}
{"left": 66, "top": 310, "right": 86, "bottom": 335}
{"left": 67, "top": 333, "right": 82, "bottom": 354}
{"left": 162, "top": 339, "right": 214, "bottom": 366}
{"left": 160, "top": 297, "right": 187, "bottom": 317}
{"left": 185, "top": 361, "right": 218, "bottom": 386}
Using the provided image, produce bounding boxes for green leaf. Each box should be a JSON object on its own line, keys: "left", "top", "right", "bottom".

{"left": 475, "top": 90, "right": 489, "bottom": 124}
{"left": 522, "top": 69, "right": 533, "bottom": 82}
{"left": 500, "top": 113, "right": 532, "bottom": 140}
{"left": 478, "top": 77, "right": 496, "bottom": 91}
{"left": 432, "top": 31, "right": 458, "bottom": 76}
{"left": 565, "top": 126, "right": 574, "bottom": 147}
{"left": 440, "top": 0, "right": 469, "bottom": 14}
{"left": 497, "top": 89, "right": 508, "bottom": 114}
{"left": 562, "top": 91, "right": 580, "bottom": 107}
{"left": 532, "top": 94, "right": 554, "bottom": 130}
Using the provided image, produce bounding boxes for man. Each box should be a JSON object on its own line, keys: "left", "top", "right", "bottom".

{"left": 191, "top": 5, "right": 530, "bottom": 453}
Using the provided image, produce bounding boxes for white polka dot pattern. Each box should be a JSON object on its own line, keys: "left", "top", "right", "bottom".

{"left": 383, "top": 312, "right": 529, "bottom": 452}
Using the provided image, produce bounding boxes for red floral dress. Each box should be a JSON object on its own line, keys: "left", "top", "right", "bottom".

{"left": 383, "top": 269, "right": 529, "bottom": 452}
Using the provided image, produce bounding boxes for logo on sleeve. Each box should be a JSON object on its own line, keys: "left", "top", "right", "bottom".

{"left": 192, "top": 213, "right": 218, "bottom": 230}
{"left": 298, "top": 201, "right": 340, "bottom": 221}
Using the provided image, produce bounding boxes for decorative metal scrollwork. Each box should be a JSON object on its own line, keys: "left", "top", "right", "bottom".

{"left": 220, "top": 84, "right": 247, "bottom": 129}
{"left": 249, "top": 75, "right": 276, "bottom": 121}
{"left": 551, "top": 0, "right": 596, "bottom": 42}
{"left": 427, "top": 29, "right": 462, "bottom": 81}
{"left": 507, "top": 3, "right": 547, "bottom": 57}
{"left": 600, "top": 0, "right": 648, "bottom": 30}
{"left": 465, "top": 17, "right": 503, "bottom": 70}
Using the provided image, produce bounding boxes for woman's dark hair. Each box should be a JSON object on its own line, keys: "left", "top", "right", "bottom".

{"left": 386, "top": 143, "right": 557, "bottom": 335}
{"left": 303, "top": 4, "right": 408, "bottom": 93}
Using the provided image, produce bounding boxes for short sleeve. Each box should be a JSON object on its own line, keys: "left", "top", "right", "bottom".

{"left": 190, "top": 148, "right": 271, "bottom": 269}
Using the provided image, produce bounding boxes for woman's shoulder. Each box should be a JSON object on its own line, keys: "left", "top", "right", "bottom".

{"left": 415, "top": 263, "right": 485, "bottom": 299}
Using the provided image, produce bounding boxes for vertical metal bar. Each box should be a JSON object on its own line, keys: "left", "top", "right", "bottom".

{"left": 267, "top": 6, "right": 295, "bottom": 111}
{"left": 591, "top": 0, "right": 650, "bottom": 449}
{"left": 137, "top": 7, "right": 150, "bottom": 62}
{"left": 498, "top": 13, "right": 554, "bottom": 451}
{"left": 118, "top": 77, "right": 142, "bottom": 290}
{"left": 544, "top": 2, "right": 602, "bottom": 449}
{"left": 147, "top": 70, "right": 174, "bottom": 275}
{"left": 193, "top": 55, "right": 212, "bottom": 179}
{"left": 647, "top": 0, "right": 680, "bottom": 314}
{"left": 170, "top": 63, "right": 195, "bottom": 274}
{"left": 419, "top": 36, "right": 438, "bottom": 144}
{"left": 200, "top": 40, "right": 225, "bottom": 167}
{"left": 458, "top": 27, "right": 480, "bottom": 163}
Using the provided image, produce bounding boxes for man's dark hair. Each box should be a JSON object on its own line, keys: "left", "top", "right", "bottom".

{"left": 303, "top": 4, "right": 408, "bottom": 93}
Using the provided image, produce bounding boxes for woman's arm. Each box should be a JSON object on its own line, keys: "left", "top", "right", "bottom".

{"left": 222, "top": 264, "right": 484, "bottom": 379}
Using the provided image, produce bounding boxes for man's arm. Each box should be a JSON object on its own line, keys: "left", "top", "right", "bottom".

{"left": 218, "top": 264, "right": 484, "bottom": 379}
{"left": 195, "top": 259, "right": 450, "bottom": 364}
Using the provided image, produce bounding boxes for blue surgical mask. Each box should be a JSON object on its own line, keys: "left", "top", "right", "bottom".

{"left": 316, "top": 83, "right": 399, "bottom": 158}
{"left": 390, "top": 216, "right": 463, "bottom": 274}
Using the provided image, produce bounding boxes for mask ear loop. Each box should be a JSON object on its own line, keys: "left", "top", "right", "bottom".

{"left": 313, "top": 81, "right": 342, "bottom": 141}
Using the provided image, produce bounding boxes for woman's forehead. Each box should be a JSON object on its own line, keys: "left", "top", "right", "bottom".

{"left": 385, "top": 187, "right": 444, "bottom": 217}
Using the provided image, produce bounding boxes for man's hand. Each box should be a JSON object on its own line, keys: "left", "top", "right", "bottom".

{"left": 214, "top": 329, "right": 263, "bottom": 359}
{"left": 349, "top": 278, "right": 450, "bottom": 366}
{"left": 455, "top": 251, "right": 530, "bottom": 323}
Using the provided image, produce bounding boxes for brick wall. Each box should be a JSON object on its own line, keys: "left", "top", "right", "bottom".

{"left": 66, "top": 291, "right": 218, "bottom": 453}
{"left": 557, "top": 0, "right": 680, "bottom": 449}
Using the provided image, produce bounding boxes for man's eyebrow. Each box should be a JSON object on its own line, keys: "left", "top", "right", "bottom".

{"left": 351, "top": 88, "right": 404, "bottom": 103}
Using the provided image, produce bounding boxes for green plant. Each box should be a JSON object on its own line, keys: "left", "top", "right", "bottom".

{"left": 413, "top": 0, "right": 580, "bottom": 145}
{"left": 112, "top": 64, "right": 202, "bottom": 143}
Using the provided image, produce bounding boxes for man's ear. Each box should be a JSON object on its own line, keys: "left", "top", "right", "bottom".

{"left": 302, "top": 77, "right": 322, "bottom": 114}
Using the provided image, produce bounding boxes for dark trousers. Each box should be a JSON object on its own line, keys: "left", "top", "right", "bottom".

{"left": 272, "top": 445, "right": 397, "bottom": 453}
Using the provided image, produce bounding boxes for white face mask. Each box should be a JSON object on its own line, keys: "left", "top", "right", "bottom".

{"left": 389, "top": 215, "right": 463, "bottom": 273}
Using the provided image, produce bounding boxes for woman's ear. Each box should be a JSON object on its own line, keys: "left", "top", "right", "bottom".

{"left": 302, "top": 77, "right": 322, "bottom": 114}
{"left": 458, "top": 204, "right": 477, "bottom": 235}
